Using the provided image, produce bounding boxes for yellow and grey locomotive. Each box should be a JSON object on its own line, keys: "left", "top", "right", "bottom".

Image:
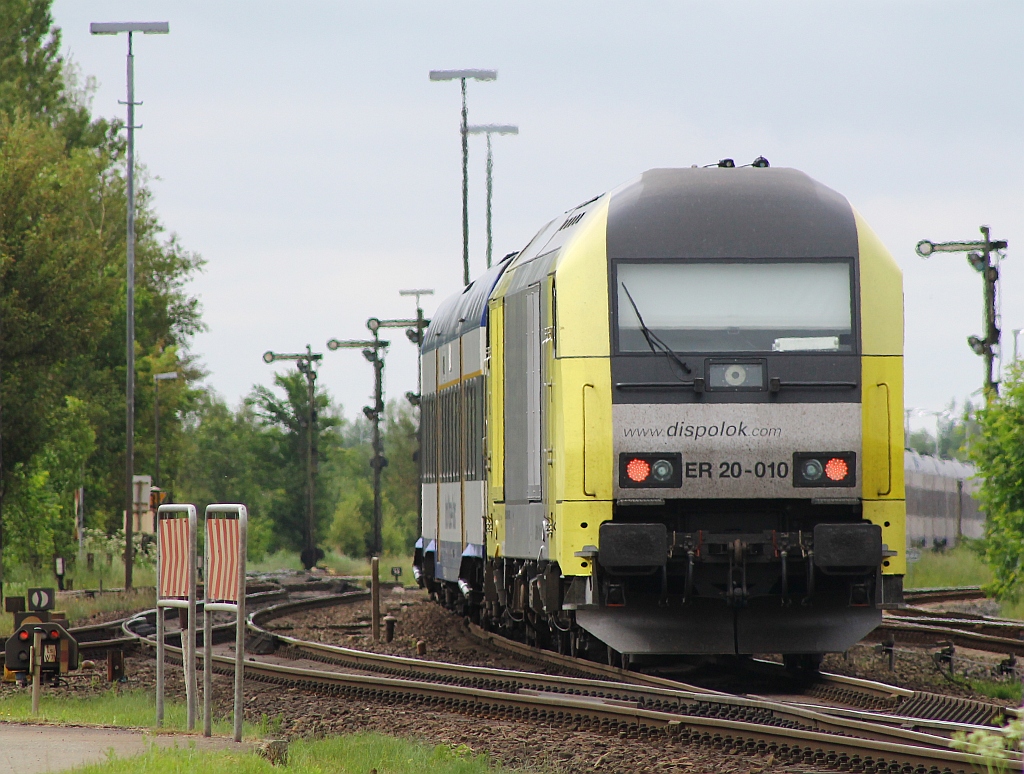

{"left": 415, "top": 163, "right": 905, "bottom": 664}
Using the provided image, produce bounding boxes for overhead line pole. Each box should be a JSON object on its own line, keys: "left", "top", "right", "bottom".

{"left": 90, "top": 21, "right": 169, "bottom": 589}
{"left": 467, "top": 125, "right": 518, "bottom": 268}
{"left": 429, "top": 69, "right": 497, "bottom": 285}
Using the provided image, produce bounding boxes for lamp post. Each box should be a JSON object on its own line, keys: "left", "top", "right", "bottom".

{"left": 466, "top": 125, "right": 518, "bottom": 268}
{"left": 327, "top": 329, "right": 390, "bottom": 558}
{"left": 153, "top": 371, "right": 178, "bottom": 494}
{"left": 917, "top": 227, "right": 1008, "bottom": 398}
{"left": 91, "top": 20, "right": 169, "bottom": 590}
{"left": 429, "top": 69, "right": 497, "bottom": 286}
{"left": 262, "top": 346, "right": 324, "bottom": 569}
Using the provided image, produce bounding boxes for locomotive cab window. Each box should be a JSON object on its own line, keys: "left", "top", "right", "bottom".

{"left": 615, "top": 260, "right": 855, "bottom": 354}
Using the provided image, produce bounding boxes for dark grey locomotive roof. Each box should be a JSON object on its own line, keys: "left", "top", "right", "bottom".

{"left": 607, "top": 167, "right": 858, "bottom": 261}
{"left": 422, "top": 256, "right": 514, "bottom": 354}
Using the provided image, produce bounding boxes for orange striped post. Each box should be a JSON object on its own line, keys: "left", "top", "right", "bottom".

{"left": 203, "top": 504, "right": 247, "bottom": 742}
{"left": 155, "top": 504, "right": 197, "bottom": 729}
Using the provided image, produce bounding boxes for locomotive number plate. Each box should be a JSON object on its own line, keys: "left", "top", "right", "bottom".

{"left": 681, "top": 460, "right": 791, "bottom": 479}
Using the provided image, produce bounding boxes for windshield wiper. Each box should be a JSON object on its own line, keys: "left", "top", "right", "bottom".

{"left": 620, "top": 284, "right": 692, "bottom": 376}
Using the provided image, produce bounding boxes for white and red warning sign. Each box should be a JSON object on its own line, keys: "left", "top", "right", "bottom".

{"left": 203, "top": 503, "right": 248, "bottom": 743}
{"left": 205, "top": 516, "right": 241, "bottom": 602}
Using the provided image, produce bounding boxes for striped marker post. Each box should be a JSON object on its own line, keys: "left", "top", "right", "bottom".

{"left": 203, "top": 504, "right": 247, "bottom": 742}
{"left": 155, "top": 504, "right": 198, "bottom": 729}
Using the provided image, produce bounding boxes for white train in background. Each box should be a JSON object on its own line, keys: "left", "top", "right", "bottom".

{"left": 905, "top": 450, "right": 983, "bottom": 550}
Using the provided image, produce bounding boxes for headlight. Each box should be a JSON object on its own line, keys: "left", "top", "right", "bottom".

{"left": 801, "top": 459, "right": 824, "bottom": 482}
{"left": 619, "top": 453, "right": 682, "bottom": 488}
{"left": 793, "top": 452, "right": 856, "bottom": 488}
{"left": 651, "top": 459, "right": 674, "bottom": 483}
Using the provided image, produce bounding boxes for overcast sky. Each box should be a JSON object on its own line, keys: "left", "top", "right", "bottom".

{"left": 53, "top": 2, "right": 1022, "bottom": 435}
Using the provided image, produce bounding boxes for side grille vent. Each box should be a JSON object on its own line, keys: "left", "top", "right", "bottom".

{"left": 558, "top": 212, "right": 586, "bottom": 231}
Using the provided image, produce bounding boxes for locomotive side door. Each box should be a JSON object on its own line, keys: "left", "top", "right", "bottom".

{"left": 504, "top": 281, "right": 547, "bottom": 558}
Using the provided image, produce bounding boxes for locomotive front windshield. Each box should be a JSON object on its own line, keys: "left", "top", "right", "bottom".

{"left": 616, "top": 260, "right": 854, "bottom": 354}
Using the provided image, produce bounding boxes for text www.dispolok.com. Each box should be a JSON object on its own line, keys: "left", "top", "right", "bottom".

{"left": 622, "top": 422, "right": 782, "bottom": 439}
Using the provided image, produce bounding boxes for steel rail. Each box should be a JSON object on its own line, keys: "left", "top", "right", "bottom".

{"left": 889, "top": 609, "right": 1024, "bottom": 639}
{"left": 871, "top": 618, "right": 1024, "bottom": 657}
{"left": 902, "top": 587, "right": 985, "bottom": 605}
{"left": 249, "top": 590, "right": 1009, "bottom": 734}
{"left": 127, "top": 617, "right": 998, "bottom": 774}
{"left": 249, "top": 604, "right": 966, "bottom": 748}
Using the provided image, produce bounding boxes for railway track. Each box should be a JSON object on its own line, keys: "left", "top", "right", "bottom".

{"left": 862, "top": 586, "right": 1024, "bottom": 660}
{"left": 902, "top": 587, "right": 985, "bottom": 606}
{"left": 120, "top": 586, "right": 1014, "bottom": 774}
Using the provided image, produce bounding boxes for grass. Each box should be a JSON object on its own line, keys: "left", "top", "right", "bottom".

{"left": 0, "top": 687, "right": 248, "bottom": 736}
{"left": 248, "top": 550, "right": 415, "bottom": 586}
{"left": 970, "top": 679, "right": 1023, "bottom": 704}
{"left": 70, "top": 733, "right": 506, "bottom": 774}
{"left": 905, "top": 544, "right": 993, "bottom": 589}
{"left": 4, "top": 559, "right": 157, "bottom": 596}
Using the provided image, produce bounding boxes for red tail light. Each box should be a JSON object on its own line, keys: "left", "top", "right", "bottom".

{"left": 825, "top": 457, "right": 849, "bottom": 482}
{"left": 625, "top": 458, "right": 651, "bottom": 483}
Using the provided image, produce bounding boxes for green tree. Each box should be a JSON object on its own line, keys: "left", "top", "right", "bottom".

{"left": 328, "top": 401, "right": 420, "bottom": 557}
{"left": 971, "top": 363, "right": 1024, "bottom": 598}
{"left": 175, "top": 392, "right": 282, "bottom": 560}
{"left": 0, "top": 0, "right": 113, "bottom": 150}
{"left": 249, "top": 371, "right": 342, "bottom": 553}
{"left": 3, "top": 396, "right": 94, "bottom": 568}
{"left": 0, "top": 0, "right": 204, "bottom": 574}
{"left": 381, "top": 401, "right": 420, "bottom": 552}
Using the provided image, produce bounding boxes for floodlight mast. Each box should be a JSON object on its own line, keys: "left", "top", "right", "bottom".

{"left": 467, "top": 125, "right": 518, "bottom": 268}
{"left": 91, "top": 20, "right": 169, "bottom": 590}
{"left": 429, "top": 69, "right": 497, "bottom": 286}
{"left": 263, "top": 346, "right": 324, "bottom": 569}
{"left": 917, "top": 226, "right": 1008, "bottom": 398}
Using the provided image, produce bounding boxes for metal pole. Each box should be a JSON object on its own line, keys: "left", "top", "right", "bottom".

{"left": 155, "top": 606, "right": 164, "bottom": 725}
{"left": 31, "top": 631, "right": 42, "bottom": 716}
{"left": 371, "top": 334, "right": 384, "bottom": 558}
{"left": 154, "top": 378, "right": 160, "bottom": 488}
{"left": 186, "top": 514, "right": 197, "bottom": 731}
{"left": 460, "top": 77, "right": 469, "bottom": 286}
{"left": 155, "top": 509, "right": 164, "bottom": 727}
{"left": 371, "top": 556, "right": 381, "bottom": 642}
{"left": 303, "top": 352, "right": 317, "bottom": 566}
{"left": 416, "top": 302, "right": 425, "bottom": 536}
{"left": 485, "top": 133, "right": 493, "bottom": 269}
{"left": 956, "top": 479, "right": 964, "bottom": 546}
{"left": 233, "top": 510, "right": 247, "bottom": 743}
{"left": 203, "top": 587, "right": 212, "bottom": 737}
{"left": 981, "top": 226, "right": 1000, "bottom": 397}
{"left": 124, "top": 31, "right": 137, "bottom": 590}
